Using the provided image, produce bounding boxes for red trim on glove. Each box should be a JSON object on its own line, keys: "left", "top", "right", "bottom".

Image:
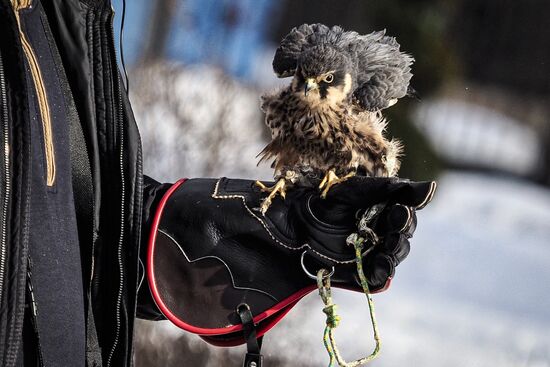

{"left": 377, "top": 277, "right": 392, "bottom": 293}
{"left": 147, "top": 178, "right": 188, "bottom": 327}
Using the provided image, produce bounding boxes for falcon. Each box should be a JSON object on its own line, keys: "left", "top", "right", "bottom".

{"left": 257, "top": 23, "right": 415, "bottom": 213}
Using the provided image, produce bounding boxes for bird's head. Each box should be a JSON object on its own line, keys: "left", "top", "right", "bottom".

{"left": 292, "top": 44, "right": 354, "bottom": 106}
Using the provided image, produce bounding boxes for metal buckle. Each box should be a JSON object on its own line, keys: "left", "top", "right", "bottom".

{"left": 300, "top": 251, "right": 334, "bottom": 280}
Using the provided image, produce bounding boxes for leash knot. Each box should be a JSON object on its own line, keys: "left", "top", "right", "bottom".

{"left": 323, "top": 304, "right": 341, "bottom": 328}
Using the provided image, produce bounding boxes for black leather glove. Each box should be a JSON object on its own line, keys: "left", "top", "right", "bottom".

{"left": 145, "top": 176, "right": 436, "bottom": 345}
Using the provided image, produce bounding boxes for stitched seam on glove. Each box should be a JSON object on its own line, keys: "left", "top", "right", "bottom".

{"left": 211, "top": 178, "right": 356, "bottom": 265}
{"left": 415, "top": 181, "right": 437, "bottom": 209}
{"left": 157, "top": 229, "right": 279, "bottom": 302}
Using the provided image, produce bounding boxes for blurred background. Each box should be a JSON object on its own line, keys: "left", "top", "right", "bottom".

{"left": 111, "top": 0, "right": 550, "bottom": 365}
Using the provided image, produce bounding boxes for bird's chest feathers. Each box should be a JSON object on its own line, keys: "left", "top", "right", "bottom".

{"left": 263, "top": 89, "right": 353, "bottom": 147}
{"left": 292, "top": 101, "right": 348, "bottom": 141}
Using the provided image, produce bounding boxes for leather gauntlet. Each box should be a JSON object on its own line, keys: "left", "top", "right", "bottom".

{"left": 147, "top": 177, "right": 436, "bottom": 346}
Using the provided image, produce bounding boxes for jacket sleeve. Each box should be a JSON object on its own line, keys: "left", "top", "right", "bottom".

{"left": 136, "top": 175, "right": 173, "bottom": 320}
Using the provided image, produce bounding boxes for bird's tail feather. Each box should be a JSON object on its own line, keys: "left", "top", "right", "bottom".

{"left": 256, "top": 140, "right": 280, "bottom": 167}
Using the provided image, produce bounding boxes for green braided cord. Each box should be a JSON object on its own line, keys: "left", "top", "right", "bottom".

{"left": 318, "top": 270, "right": 338, "bottom": 367}
{"left": 317, "top": 236, "right": 381, "bottom": 367}
{"left": 323, "top": 304, "right": 340, "bottom": 328}
{"left": 323, "top": 326, "right": 337, "bottom": 367}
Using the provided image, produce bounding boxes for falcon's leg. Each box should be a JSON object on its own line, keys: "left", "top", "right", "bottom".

{"left": 255, "top": 178, "right": 288, "bottom": 215}
{"left": 319, "top": 170, "right": 356, "bottom": 198}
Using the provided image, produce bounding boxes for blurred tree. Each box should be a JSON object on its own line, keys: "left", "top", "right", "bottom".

{"left": 366, "top": 1, "right": 457, "bottom": 181}
{"left": 141, "top": 0, "right": 177, "bottom": 63}
{"left": 450, "top": 0, "right": 550, "bottom": 185}
{"left": 452, "top": 0, "right": 550, "bottom": 95}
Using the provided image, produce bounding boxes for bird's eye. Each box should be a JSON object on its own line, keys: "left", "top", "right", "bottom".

{"left": 323, "top": 74, "right": 334, "bottom": 83}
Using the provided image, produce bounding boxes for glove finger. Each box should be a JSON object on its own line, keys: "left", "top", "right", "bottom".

{"left": 364, "top": 253, "right": 394, "bottom": 290}
{"left": 379, "top": 233, "right": 411, "bottom": 266}
{"left": 390, "top": 180, "right": 437, "bottom": 210}
{"left": 322, "top": 176, "right": 402, "bottom": 207}
{"left": 323, "top": 176, "right": 437, "bottom": 210}
{"left": 375, "top": 204, "right": 417, "bottom": 235}
{"left": 362, "top": 235, "right": 409, "bottom": 290}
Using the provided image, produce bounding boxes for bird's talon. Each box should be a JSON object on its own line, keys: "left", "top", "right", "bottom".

{"left": 260, "top": 198, "right": 272, "bottom": 215}
{"left": 319, "top": 174, "right": 329, "bottom": 191}
{"left": 319, "top": 170, "right": 355, "bottom": 198}
{"left": 255, "top": 180, "right": 271, "bottom": 192}
{"left": 257, "top": 178, "right": 288, "bottom": 214}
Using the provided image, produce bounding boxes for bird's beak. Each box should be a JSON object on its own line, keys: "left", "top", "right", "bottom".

{"left": 304, "top": 78, "right": 318, "bottom": 96}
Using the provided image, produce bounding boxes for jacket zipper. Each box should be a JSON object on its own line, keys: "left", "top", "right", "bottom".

{"left": 26, "top": 261, "right": 45, "bottom": 366}
{"left": 13, "top": 1, "right": 56, "bottom": 187}
{"left": 0, "top": 52, "right": 10, "bottom": 305}
{"left": 106, "top": 8, "right": 126, "bottom": 366}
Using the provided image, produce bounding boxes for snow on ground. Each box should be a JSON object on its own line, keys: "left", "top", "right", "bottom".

{"left": 414, "top": 99, "right": 544, "bottom": 177}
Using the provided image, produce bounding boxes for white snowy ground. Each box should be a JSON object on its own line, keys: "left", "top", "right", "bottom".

{"left": 413, "top": 98, "right": 544, "bottom": 177}
{"left": 132, "top": 64, "right": 550, "bottom": 366}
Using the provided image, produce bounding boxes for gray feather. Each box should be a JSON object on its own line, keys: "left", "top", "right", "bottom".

{"left": 272, "top": 24, "right": 414, "bottom": 111}
{"left": 273, "top": 24, "right": 333, "bottom": 77}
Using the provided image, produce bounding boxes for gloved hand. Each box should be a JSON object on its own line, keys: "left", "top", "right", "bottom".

{"left": 145, "top": 176, "right": 436, "bottom": 344}
{"left": 295, "top": 176, "right": 436, "bottom": 290}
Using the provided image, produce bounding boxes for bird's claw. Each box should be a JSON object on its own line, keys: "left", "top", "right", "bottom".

{"left": 256, "top": 178, "right": 288, "bottom": 215}
{"left": 319, "top": 170, "right": 355, "bottom": 198}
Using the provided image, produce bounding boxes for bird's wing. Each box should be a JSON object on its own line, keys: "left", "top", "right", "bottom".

{"left": 345, "top": 30, "right": 415, "bottom": 111}
{"left": 272, "top": 23, "right": 344, "bottom": 78}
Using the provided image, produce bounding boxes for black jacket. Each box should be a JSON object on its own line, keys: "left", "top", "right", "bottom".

{"left": 0, "top": 0, "right": 160, "bottom": 365}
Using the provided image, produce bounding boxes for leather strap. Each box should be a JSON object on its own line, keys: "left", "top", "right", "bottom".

{"left": 41, "top": 16, "right": 100, "bottom": 367}
{"left": 237, "top": 304, "right": 263, "bottom": 367}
